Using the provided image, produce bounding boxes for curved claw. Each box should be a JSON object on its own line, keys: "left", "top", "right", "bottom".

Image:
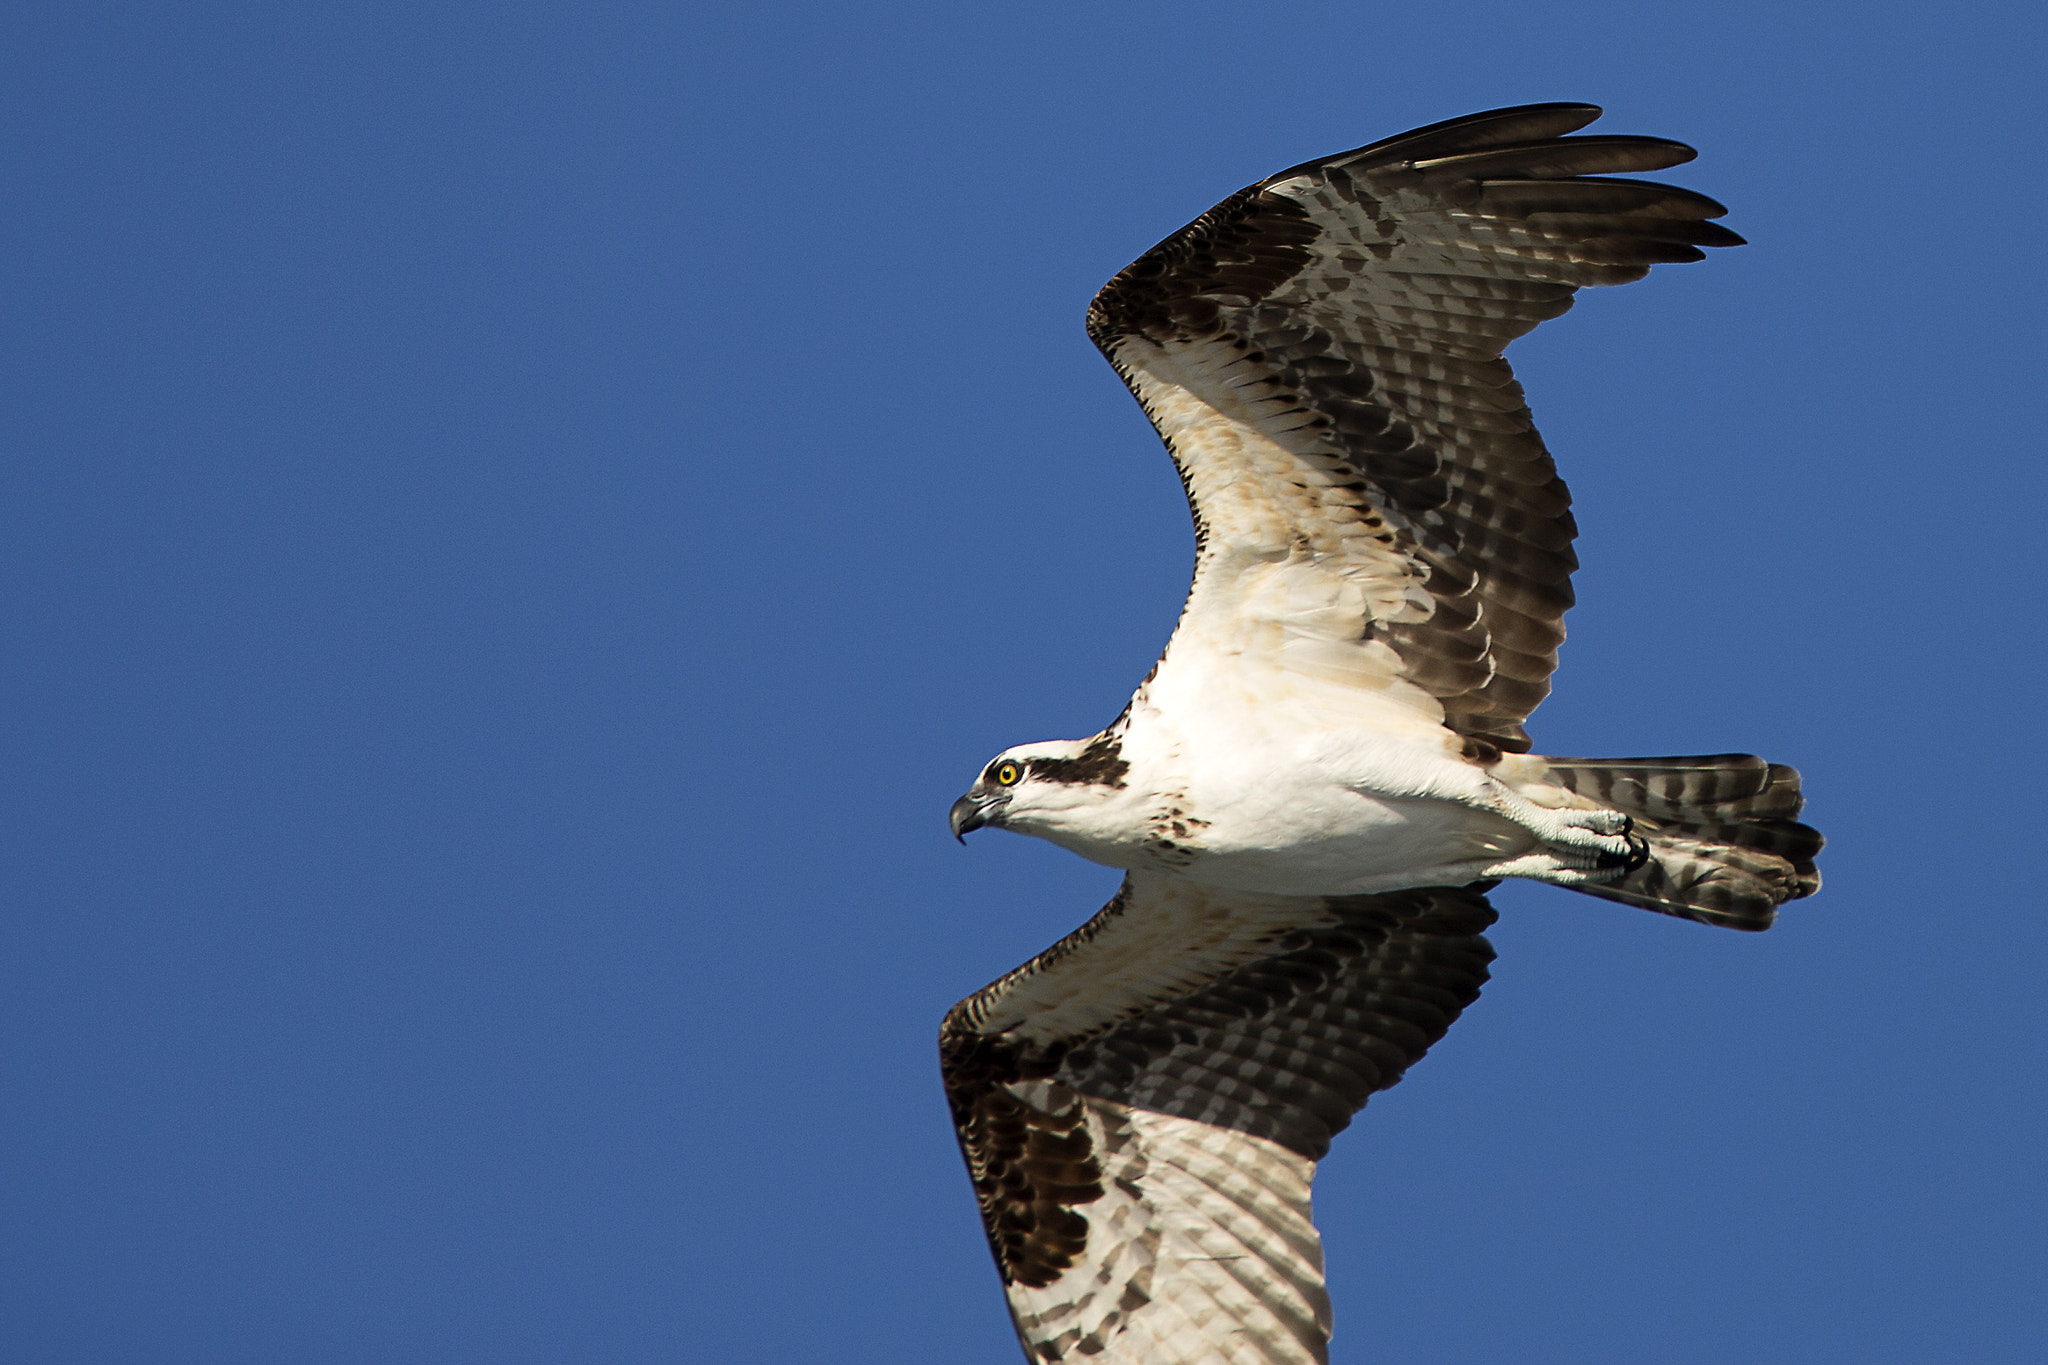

{"left": 1599, "top": 824, "right": 1651, "bottom": 873}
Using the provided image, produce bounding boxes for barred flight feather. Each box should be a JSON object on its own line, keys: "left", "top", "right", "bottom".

{"left": 942, "top": 879, "right": 1494, "bottom": 1363}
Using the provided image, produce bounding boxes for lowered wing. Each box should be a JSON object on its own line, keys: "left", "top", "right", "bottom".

{"left": 940, "top": 875, "right": 1497, "bottom": 1364}
{"left": 1091, "top": 103, "right": 1741, "bottom": 753}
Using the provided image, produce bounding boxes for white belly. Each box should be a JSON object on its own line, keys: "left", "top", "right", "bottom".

{"left": 1027, "top": 662, "right": 1547, "bottom": 896}
{"left": 1169, "top": 786, "right": 1534, "bottom": 896}
{"left": 1034, "top": 725, "right": 1542, "bottom": 896}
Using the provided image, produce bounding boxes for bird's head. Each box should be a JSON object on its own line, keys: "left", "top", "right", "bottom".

{"left": 949, "top": 734, "right": 1133, "bottom": 844}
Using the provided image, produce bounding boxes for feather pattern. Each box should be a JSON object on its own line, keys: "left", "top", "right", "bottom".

{"left": 1089, "top": 102, "right": 1741, "bottom": 751}
{"left": 1541, "top": 754, "right": 1823, "bottom": 929}
{"left": 941, "top": 105, "right": 1813, "bottom": 1365}
{"left": 941, "top": 878, "right": 1495, "bottom": 1363}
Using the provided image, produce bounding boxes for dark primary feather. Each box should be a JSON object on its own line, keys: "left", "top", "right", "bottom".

{"left": 1325, "top": 102, "right": 1606, "bottom": 163}
{"left": 1088, "top": 103, "right": 1742, "bottom": 751}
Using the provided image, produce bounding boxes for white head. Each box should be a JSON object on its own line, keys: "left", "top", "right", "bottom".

{"left": 948, "top": 733, "right": 1138, "bottom": 854}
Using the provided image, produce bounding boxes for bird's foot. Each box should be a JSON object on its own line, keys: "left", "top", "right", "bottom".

{"left": 1477, "top": 799, "right": 1647, "bottom": 887}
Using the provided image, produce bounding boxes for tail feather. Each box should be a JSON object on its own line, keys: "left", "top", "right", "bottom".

{"left": 1543, "top": 754, "right": 1822, "bottom": 931}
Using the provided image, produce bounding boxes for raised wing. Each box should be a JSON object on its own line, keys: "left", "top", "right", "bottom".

{"left": 940, "top": 874, "right": 1497, "bottom": 1364}
{"left": 1091, "top": 103, "right": 1742, "bottom": 753}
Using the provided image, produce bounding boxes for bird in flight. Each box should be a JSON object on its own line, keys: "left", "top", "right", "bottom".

{"left": 940, "top": 103, "right": 1821, "bottom": 1364}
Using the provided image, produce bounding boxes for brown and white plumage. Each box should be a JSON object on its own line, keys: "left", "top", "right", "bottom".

{"left": 1090, "top": 101, "right": 1742, "bottom": 755}
{"left": 943, "top": 104, "right": 1821, "bottom": 1364}
{"left": 943, "top": 878, "right": 1495, "bottom": 1363}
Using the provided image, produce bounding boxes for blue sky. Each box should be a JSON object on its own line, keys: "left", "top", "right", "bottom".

{"left": 3, "top": 3, "right": 2044, "bottom": 1362}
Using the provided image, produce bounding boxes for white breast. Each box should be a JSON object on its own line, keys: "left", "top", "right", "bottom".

{"left": 1109, "top": 666, "right": 1537, "bottom": 896}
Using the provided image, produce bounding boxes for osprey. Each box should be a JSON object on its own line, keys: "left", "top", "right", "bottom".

{"left": 941, "top": 104, "right": 1820, "bottom": 1364}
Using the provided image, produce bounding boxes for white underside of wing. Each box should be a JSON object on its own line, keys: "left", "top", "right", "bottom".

{"left": 1115, "top": 335, "right": 1455, "bottom": 732}
{"left": 1005, "top": 1089, "right": 1332, "bottom": 1365}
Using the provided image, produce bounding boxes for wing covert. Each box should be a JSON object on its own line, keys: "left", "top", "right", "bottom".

{"left": 1089, "top": 103, "right": 1742, "bottom": 752}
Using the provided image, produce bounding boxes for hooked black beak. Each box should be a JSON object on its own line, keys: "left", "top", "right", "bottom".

{"left": 949, "top": 791, "right": 1005, "bottom": 842}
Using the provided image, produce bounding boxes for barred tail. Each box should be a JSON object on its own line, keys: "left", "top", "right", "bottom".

{"left": 1542, "top": 754, "right": 1822, "bottom": 932}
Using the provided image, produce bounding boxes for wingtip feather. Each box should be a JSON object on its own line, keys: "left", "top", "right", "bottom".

{"left": 1331, "top": 102, "right": 1606, "bottom": 169}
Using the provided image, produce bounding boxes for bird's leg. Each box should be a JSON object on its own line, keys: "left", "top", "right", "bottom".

{"left": 1337, "top": 745, "right": 1647, "bottom": 887}
{"left": 1459, "top": 780, "right": 1647, "bottom": 887}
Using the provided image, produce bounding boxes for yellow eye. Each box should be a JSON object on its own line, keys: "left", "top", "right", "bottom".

{"left": 994, "top": 761, "right": 1023, "bottom": 787}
